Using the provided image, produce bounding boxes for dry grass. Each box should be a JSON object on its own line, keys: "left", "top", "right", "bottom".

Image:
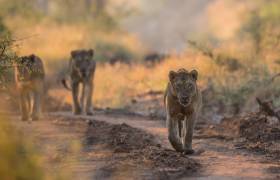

{"left": 49, "top": 52, "right": 241, "bottom": 108}
{"left": 0, "top": 116, "right": 44, "bottom": 179}
{"left": 4, "top": 17, "right": 280, "bottom": 110}
{"left": 93, "top": 53, "right": 210, "bottom": 107}
{"left": 2, "top": 17, "right": 145, "bottom": 108}
{"left": 4, "top": 18, "right": 144, "bottom": 75}
{"left": 76, "top": 51, "right": 280, "bottom": 109}
{"left": 6, "top": 20, "right": 84, "bottom": 56}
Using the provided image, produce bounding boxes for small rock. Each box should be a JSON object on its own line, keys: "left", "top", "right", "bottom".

{"left": 86, "top": 119, "right": 93, "bottom": 126}
{"left": 267, "top": 116, "right": 278, "bottom": 125}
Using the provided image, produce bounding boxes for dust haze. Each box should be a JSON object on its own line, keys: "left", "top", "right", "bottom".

{"left": 124, "top": 0, "right": 213, "bottom": 52}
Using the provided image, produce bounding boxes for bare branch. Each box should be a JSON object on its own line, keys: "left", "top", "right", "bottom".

{"left": 187, "top": 40, "right": 214, "bottom": 59}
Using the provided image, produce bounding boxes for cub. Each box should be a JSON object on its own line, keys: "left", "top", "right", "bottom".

{"left": 62, "top": 49, "right": 96, "bottom": 115}
{"left": 164, "top": 68, "right": 202, "bottom": 154}
{"left": 14, "top": 54, "right": 45, "bottom": 121}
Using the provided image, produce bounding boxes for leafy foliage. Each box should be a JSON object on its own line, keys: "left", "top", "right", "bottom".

{"left": 0, "top": 17, "right": 16, "bottom": 90}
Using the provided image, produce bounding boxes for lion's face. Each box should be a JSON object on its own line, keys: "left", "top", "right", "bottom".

{"left": 169, "top": 69, "right": 198, "bottom": 107}
{"left": 71, "top": 49, "right": 95, "bottom": 78}
{"left": 18, "top": 54, "right": 43, "bottom": 80}
{"left": 18, "top": 55, "right": 35, "bottom": 75}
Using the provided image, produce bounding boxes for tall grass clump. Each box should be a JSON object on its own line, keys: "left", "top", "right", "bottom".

{"left": 0, "top": 116, "right": 44, "bottom": 180}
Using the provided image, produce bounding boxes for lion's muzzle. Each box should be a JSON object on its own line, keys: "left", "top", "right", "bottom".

{"left": 178, "top": 96, "right": 191, "bottom": 107}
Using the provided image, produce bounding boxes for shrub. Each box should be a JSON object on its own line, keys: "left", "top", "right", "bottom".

{"left": 94, "top": 40, "right": 134, "bottom": 64}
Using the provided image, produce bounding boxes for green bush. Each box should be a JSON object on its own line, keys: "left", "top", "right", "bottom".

{"left": 0, "top": 15, "right": 18, "bottom": 88}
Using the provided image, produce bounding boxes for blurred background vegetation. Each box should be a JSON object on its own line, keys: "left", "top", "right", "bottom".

{"left": 1, "top": 0, "right": 280, "bottom": 111}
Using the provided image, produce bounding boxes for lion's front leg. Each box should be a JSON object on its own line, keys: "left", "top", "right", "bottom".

{"left": 80, "top": 82, "right": 86, "bottom": 113}
{"left": 32, "top": 90, "right": 42, "bottom": 121}
{"left": 167, "top": 113, "right": 184, "bottom": 152}
{"left": 182, "top": 112, "right": 197, "bottom": 154}
{"left": 20, "top": 91, "right": 29, "bottom": 121}
{"left": 85, "top": 81, "right": 94, "bottom": 115}
{"left": 32, "top": 81, "right": 44, "bottom": 121}
{"left": 71, "top": 81, "right": 81, "bottom": 115}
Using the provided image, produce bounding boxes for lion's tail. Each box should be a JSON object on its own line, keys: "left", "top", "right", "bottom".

{"left": 164, "top": 90, "right": 167, "bottom": 106}
{"left": 61, "top": 78, "right": 71, "bottom": 91}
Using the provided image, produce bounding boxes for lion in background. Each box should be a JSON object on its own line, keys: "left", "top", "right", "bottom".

{"left": 14, "top": 54, "right": 45, "bottom": 121}
{"left": 62, "top": 49, "right": 96, "bottom": 115}
{"left": 164, "top": 68, "right": 202, "bottom": 154}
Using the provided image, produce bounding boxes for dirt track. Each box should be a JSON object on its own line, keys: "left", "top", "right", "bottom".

{"left": 13, "top": 110, "right": 280, "bottom": 180}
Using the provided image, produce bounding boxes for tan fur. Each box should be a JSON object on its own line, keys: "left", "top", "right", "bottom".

{"left": 14, "top": 54, "right": 45, "bottom": 121}
{"left": 164, "top": 68, "right": 202, "bottom": 154}
{"left": 62, "top": 49, "right": 96, "bottom": 115}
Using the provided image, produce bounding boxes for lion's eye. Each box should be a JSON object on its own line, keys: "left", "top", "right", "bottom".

{"left": 188, "top": 84, "right": 194, "bottom": 90}
{"left": 177, "top": 81, "right": 184, "bottom": 85}
{"left": 176, "top": 81, "right": 183, "bottom": 86}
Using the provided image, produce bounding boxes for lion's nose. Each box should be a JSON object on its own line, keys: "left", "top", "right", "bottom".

{"left": 81, "top": 70, "right": 87, "bottom": 77}
{"left": 181, "top": 96, "right": 189, "bottom": 103}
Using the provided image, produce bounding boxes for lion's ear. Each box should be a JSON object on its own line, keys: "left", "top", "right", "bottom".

{"left": 169, "top": 71, "right": 177, "bottom": 82}
{"left": 71, "top": 50, "right": 77, "bottom": 58}
{"left": 190, "top": 69, "right": 198, "bottom": 81}
{"left": 88, "top": 49, "right": 94, "bottom": 57}
{"left": 30, "top": 54, "right": 36, "bottom": 62}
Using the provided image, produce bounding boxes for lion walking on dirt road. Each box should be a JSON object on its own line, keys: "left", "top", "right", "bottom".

{"left": 14, "top": 54, "right": 45, "bottom": 121}
{"left": 62, "top": 49, "right": 96, "bottom": 115}
{"left": 164, "top": 68, "right": 202, "bottom": 154}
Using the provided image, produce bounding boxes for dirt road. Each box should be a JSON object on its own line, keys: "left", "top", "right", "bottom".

{"left": 13, "top": 110, "right": 279, "bottom": 179}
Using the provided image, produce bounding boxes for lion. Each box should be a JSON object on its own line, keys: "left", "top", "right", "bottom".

{"left": 14, "top": 54, "right": 45, "bottom": 121}
{"left": 62, "top": 49, "right": 96, "bottom": 115}
{"left": 164, "top": 68, "right": 202, "bottom": 154}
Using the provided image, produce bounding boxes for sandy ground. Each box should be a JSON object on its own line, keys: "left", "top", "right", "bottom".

{"left": 10, "top": 110, "right": 280, "bottom": 180}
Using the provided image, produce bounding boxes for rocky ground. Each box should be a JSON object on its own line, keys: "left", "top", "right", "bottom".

{"left": 197, "top": 112, "right": 280, "bottom": 160}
